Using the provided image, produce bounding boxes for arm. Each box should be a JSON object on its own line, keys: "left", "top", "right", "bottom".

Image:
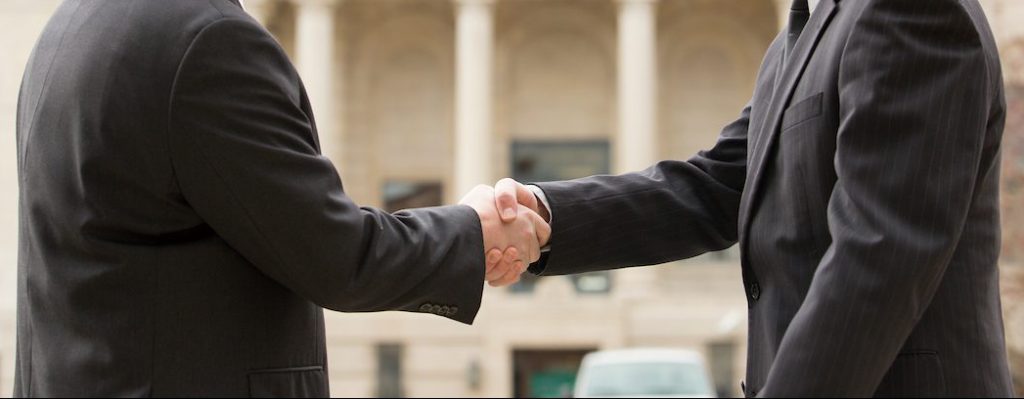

{"left": 525, "top": 103, "right": 751, "bottom": 276}
{"left": 167, "top": 18, "right": 485, "bottom": 323}
{"left": 760, "top": 1, "right": 994, "bottom": 395}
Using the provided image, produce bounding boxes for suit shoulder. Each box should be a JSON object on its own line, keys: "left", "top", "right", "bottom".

{"left": 957, "top": 1, "right": 1003, "bottom": 77}
{"left": 841, "top": 0, "right": 986, "bottom": 52}
{"left": 169, "top": 12, "right": 300, "bottom": 112}
{"left": 113, "top": 0, "right": 261, "bottom": 52}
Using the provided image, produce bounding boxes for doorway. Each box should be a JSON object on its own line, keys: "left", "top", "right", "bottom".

{"left": 512, "top": 348, "right": 595, "bottom": 398}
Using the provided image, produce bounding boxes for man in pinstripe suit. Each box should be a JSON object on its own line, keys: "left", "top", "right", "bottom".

{"left": 489, "top": 0, "right": 1013, "bottom": 396}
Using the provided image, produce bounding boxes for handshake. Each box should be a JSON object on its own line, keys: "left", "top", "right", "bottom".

{"left": 460, "top": 179, "right": 551, "bottom": 287}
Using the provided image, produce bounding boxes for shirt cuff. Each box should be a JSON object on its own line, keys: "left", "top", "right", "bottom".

{"left": 527, "top": 185, "right": 552, "bottom": 253}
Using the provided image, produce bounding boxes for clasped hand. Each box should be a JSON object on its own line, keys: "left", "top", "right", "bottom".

{"left": 460, "top": 179, "right": 550, "bottom": 287}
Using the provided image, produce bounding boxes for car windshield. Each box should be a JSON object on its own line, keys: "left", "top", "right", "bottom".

{"left": 584, "top": 362, "right": 712, "bottom": 397}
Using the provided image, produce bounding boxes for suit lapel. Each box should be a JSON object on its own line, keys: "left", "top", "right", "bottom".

{"left": 739, "top": 0, "right": 838, "bottom": 241}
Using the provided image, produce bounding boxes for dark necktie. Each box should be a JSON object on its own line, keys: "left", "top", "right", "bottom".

{"left": 786, "top": 0, "right": 810, "bottom": 59}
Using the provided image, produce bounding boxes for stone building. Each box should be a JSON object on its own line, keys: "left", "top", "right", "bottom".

{"left": 0, "top": 0, "right": 1022, "bottom": 397}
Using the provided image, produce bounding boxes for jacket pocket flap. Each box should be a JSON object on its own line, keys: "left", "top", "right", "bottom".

{"left": 781, "top": 92, "right": 824, "bottom": 131}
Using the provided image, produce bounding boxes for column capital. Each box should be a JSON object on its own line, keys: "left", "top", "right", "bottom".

{"left": 616, "top": 0, "right": 659, "bottom": 5}
{"left": 289, "top": 0, "right": 341, "bottom": 7}
{"left": 453, "top": 0, "right": 496, "bottom": 6}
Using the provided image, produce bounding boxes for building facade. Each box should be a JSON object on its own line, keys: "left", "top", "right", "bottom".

{"left": 243, "top": 1, "right": 778, "bottom": 396}
{"left": 0, "top": 0, "right": 1023, "bottom": 397}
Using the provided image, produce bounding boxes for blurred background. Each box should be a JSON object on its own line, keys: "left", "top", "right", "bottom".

{"left": 0, "top": 0, "right": 1022, "bottom": 397}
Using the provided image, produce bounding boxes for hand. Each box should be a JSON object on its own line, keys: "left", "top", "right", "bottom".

{"left": 494, "top": 178, "right": 550, "bottom": 223}
{"left": 460, "top": 185, "right": 551, "bottom": 287}
{"left": 487, "top": 179, "right": 552, "bottom": 276}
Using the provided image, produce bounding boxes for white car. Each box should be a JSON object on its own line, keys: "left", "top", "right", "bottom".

{"left": 573, "top": 348, "right": 717, "bottom": 398}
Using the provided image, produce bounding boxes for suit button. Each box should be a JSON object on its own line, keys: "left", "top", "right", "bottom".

{"left": 431, "top": 305, "right": 443, "bottom": 314}
{"left": 750, "top": 283, "right": 761, "bottom": 301}
{"left": 449, "top": 306, "right": 459, "bottom": 316}
{"left": 440, "top": 306, "right": 451, "bottom": 315}
{"left": 420, "top": 303, "right": 432, "bottom": 312}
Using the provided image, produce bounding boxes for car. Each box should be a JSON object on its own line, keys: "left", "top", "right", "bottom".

{"left": 573, "top": 348, "right": 717, "bottom": 398}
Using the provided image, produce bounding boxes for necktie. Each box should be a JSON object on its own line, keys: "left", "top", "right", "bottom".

{"left": 786, "top": 0, "right": 810, "bottom": 58}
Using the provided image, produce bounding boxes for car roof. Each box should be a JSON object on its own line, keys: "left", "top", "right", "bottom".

{"left": 581, "top": 348, "right": 705, "bottom": 365}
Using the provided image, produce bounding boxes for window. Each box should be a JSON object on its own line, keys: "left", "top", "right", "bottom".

{"left": 510, "top": 141, "right": 613, "bottom": 294}
{"left": 376, "top": 344, "right": 403, "bottom": 398}
{"left": 382, "top": 181, "right": 443, "bottom": 213}
{"left": 511, "top": 141, "right": 611, "bottom": 182}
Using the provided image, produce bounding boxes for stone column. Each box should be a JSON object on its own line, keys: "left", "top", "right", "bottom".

{"left": 616, "top": 0, "right": 658, "bottom": 174}
{"left": 294, "top": 0, "right": 343, "bottom": 164}
{"left": 453, "top": 0, "right": 496, "bottom": 198}
{"left": 616, "top": 0, "right": 659, "bottom": 298}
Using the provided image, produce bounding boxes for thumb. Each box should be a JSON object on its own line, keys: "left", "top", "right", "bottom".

{"left": 494, "top": 178, "right": 523, "bottom": 222}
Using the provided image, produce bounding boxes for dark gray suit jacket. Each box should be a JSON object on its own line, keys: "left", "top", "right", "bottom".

{"left": 532, "top": 0, "right": 1013, "bottom": 396}
{"left": 15, "top": 0, "right": 485, "bottom": 396}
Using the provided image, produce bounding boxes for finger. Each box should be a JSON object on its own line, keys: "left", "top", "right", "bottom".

{"left": 485, "top": 248, "right": 503, "bottom": 275}
{"left": 515, "top": 210, "right": 542, "bottom": 263}
{"left": 487, "top": 263, "right": 515, "bottom": 286}
{"left": 515, "top": 183, "right": 540, "bottom": 214}
{"left": 503, "top": 246, "right": 518, "bottom": 265}
{"left": 494, "top": 178, "right": 521, "bottom": 222}
{"left": 515, "top": 260, "right": 528, "bottom": 275}
{"left": 524, "top": 210, "right": 552, "bottom": 248}
{"left": 500, "top": 179, "right": 539, "bottom": 215}
{"left": 485, "top": 253, "right": 512, "bottom": 281}
{"left": 486, "top": 247, "right": 518, "bottom": 282}
{"left": 491, "top": 261, "right": 526, "bottom": 287}
{"left": 495, "top": 247, "right": 521, "bottom": 277}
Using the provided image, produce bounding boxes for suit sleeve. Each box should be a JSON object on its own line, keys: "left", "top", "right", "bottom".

{"left": 167, "top": 18, "right": 484, "bottom": 324}
{"left": 530, "top": 103, "right": 750, "bottom": 276}
{"left": 760, "top": 1, "right": 994, "bottom": 395}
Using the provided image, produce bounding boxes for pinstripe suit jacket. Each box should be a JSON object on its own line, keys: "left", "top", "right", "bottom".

{"left": 532, "top": 0, "right": 1013, "bottom": 396}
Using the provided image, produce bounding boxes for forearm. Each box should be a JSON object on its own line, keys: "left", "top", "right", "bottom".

{"left": 315, "top": 205, "right": 485, "bottom": 323}
{"left": 531, "top": 159, "right": 742, "bottom": 276}
{"left": 169, "top": 18, "right": 485, "bottom": 324}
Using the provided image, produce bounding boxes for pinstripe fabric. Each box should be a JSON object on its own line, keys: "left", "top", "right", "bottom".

{"left": 532, "top": 0, "right": 1012, "bottom": 396}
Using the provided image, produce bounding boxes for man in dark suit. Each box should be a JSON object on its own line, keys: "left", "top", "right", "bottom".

{"left": 492, "top": 0, "right": 1013, "bottom": 396}
{"left": 14, "top": 0, "right": 548, "bottom": 396}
